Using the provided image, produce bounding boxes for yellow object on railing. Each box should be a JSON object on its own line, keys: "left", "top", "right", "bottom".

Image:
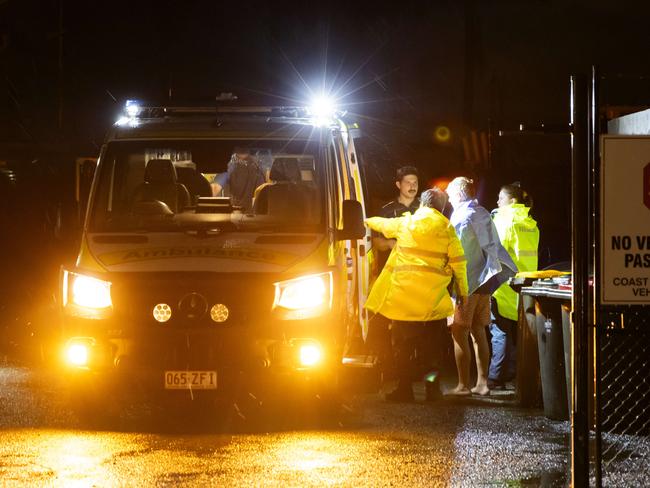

{"left": 515, "top": 270, "right": 571, "bottom": 279}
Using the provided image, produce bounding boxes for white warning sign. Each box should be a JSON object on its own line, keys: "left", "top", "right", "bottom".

{"left": 601, "top": 136, "right": 650, "bottom": 304}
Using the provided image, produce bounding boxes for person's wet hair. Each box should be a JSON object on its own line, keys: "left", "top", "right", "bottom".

{"left": 420, "top": 187, "right": 448, "bottom": 212}
{"left": 447, "top": 176, "right": 476, "bottom": 201}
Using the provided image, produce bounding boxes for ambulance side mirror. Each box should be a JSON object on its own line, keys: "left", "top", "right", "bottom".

{"left": 337, "top": 199, "right": 365, "bottom": 241}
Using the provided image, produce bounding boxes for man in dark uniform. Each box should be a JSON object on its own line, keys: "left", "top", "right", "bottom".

{"left": 367, "top": 166, "right": 420, "bottom": 378}
{"left": 372, "top": 166, "right": 420, "bottom": 271}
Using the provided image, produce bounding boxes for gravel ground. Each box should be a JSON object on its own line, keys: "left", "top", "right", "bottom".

{"left": 0, "top": 361, "right": 646, "bottom": 486}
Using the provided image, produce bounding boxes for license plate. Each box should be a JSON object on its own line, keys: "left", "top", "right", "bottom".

{"left": 164, "top": 371, "right": 217, "bottom": 389}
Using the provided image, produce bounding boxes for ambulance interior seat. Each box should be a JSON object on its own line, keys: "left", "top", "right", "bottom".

{"left": 253, "top": 158, "right": 317, "bottom": 222}
{"left": 175, "top": 165, "right": 213, "bottom": 203}
{"left": 270, "top": 158, "right": 302, "bottom": 183}
{"left": 132, "top": 159, "right": 191, "bottom": 213}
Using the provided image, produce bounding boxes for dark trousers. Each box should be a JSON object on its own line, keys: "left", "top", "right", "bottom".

{"left": 367, "top": 313, "right": 445, "bottom": 388}
{"left": 488, "top": 301, "right": 517, "bottom": 382}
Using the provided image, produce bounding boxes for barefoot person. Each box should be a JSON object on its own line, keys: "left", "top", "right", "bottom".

{"left": 446, "top": 177, "right": 517, "bottom": 396}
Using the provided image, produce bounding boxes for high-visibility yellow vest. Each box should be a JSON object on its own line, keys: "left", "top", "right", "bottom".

{"left": 492, "top": 204, "right": 540, "bottom": 320}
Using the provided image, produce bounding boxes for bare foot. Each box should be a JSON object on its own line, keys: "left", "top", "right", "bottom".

{"left": 446, "top": 386, "right": 471, "bottom": 396}
{"left": 471, "top": 385, "right": 490, "bottom": 396}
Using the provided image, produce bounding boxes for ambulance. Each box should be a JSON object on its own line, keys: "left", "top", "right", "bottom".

{"left": 60, "top": 99, "right": 375, "bottom": 417}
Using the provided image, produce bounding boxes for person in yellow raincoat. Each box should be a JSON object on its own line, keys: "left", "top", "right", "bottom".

{"left": 488, "top": 183, "right": 540, "bottom": 389}
{"left": 365, "top": 188, "right": 468, "bottom": 402}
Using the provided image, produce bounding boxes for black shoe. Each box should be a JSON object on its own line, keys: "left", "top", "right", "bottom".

{"left": 385, "top": 386, "right": 414, "bottom": 402}
{"left": 487, "top": 379, "right": 506, "bottom": 390}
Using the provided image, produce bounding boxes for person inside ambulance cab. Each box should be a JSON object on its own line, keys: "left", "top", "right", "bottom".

{"left": 211, "top": 147, "right": 253, "bottom": 196}
{"left": 211, "top": 147, "right": 266, "bottom": 211}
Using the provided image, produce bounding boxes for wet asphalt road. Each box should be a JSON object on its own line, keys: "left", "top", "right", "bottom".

{"left": 0, "top": 363, "right": 572, "bottom": 487}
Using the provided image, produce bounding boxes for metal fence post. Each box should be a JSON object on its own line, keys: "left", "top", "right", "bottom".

{"left": 570, "top": 74, "right": 591, "bottom": 487}
{"left": 590, "top": 66, "right": 602, "bottom": 488}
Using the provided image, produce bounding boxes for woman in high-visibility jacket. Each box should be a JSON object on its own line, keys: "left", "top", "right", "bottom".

{"left": 365, "top": 188, "right": 468, "bottom": 402}
{"left": 488, "top": 183, "right": 540, "bottom": 388}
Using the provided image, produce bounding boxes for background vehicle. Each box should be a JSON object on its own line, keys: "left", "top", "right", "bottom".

{"left": 59, "top": 102, "right": 376, "bottom": 425}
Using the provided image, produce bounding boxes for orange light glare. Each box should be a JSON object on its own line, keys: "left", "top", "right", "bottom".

{"left": 66, "top": 343, "right": 89, "bottom": 367}
{"left": 299, "top": 343, "right": 323, "bottom": 367}
{"left": 433, "top": 125, "right": 451, "bottom": 143}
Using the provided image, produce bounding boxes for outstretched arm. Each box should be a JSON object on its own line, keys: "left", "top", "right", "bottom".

{"left": 365, "top": 216, "right": 404, "bottom": 239}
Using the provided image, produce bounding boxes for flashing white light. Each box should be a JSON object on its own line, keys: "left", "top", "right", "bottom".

{"left": 125, "top": 99, "right": 141, "bottom": 117}
{"left": 308, "top": 95, "right": 337, "bottom": 126}
{"left": 115, "top": 116, "right": 139, "bottom": 127}
{"left": 115, "top": 100, "right": 141, "bottom": 126}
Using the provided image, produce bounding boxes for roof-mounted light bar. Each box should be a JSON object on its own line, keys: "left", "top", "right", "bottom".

{"left": 125, "top": 99, "right": 141, "bottom": 118}
{"left": 307, "top": 95, "right": 338, "bottom": 127}
{"left": 114, "top": 96, "right": 344, "bottom": 127}
{"left": 115, "top": 99, "right": 141, "bottom": 127}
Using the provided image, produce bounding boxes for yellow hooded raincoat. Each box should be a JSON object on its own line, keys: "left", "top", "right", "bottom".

{"left": 365, "top": 207, "right": 468, "bottom": 322}
{"left": 492, "top": 203, "right": 540, "bottom": 320}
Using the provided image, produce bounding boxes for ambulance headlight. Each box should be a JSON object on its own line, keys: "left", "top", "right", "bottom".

{"left": 273, "top": 272, "right": 332, "bottom": 319}
{"left": 62, "top": 269, "right": 113, "bottom": 318}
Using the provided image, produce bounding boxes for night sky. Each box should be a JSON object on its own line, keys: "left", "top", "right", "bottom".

{"left": 2, "top": 0, "right": 650, "bottom": 264}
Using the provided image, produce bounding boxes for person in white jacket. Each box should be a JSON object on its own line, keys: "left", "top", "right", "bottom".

{"left": 446, "top": 177, "right": 518, "bottom": 396}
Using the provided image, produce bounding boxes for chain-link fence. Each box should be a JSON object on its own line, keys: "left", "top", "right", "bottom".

{"left": 598, "top": 308, "right": 650, "bottom": 485}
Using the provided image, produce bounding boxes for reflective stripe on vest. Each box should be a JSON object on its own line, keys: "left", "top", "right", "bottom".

{"left": 448, "top": 255, "right": 467, "bottom": 263}
{"left": 396, "top": 245, "right": 448, "bottom": 260}
{"left": 517, "top": 250, "right": 538, "bottom": 257}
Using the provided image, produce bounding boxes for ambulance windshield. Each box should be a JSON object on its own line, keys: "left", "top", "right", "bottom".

{"left": 89, "top": 139, "right": 324, "bottom": 233}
